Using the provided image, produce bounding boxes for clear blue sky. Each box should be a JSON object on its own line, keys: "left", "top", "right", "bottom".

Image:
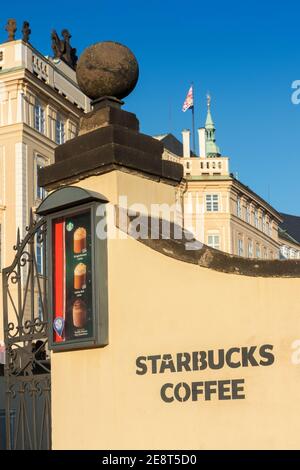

{"left": 1, "top": 0, "right": 300, "bottom": 214}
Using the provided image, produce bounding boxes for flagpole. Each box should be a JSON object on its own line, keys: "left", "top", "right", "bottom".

{"left": 182, "top": 84, "right": 196, "bottom": 154}
{"left": 191, "top": 82, "right": 196, "bottom": 155}
{"left": 192, "top": 104, "right": 196, "bottom": 155}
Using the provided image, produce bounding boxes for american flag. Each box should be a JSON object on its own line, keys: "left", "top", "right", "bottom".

{"left": 182, "top": 85, "right": 194, "bottom": 112}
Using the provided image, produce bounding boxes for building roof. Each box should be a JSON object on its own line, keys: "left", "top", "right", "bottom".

{"left": 154, "top": 133, "right": 196, "bottom": 157}
{"left": 278, "top": 227, "right": 300, "bottom": 246}
{"left": 232, "top": 176, "right": 282, "bottom": 221}
{"left": 280, "top": 213, "right": 300, "bottom": 244}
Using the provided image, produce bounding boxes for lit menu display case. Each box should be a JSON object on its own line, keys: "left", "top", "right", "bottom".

{"left": 37, "top": 187, "right": 109, "bottom": 352}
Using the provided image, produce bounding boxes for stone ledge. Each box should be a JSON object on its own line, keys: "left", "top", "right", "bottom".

{"left": 39, "top": 142, "right": 183, "bottom": 189}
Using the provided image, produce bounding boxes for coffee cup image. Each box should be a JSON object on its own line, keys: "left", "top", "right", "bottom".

{"left": 72, "top": 299, "right": 87, "bottom": 328}
{"left": 74, "top": 227, "right": 87, "bottom": 254}
{"left": 74, "top": 263, "right": 86, "bottom": 290}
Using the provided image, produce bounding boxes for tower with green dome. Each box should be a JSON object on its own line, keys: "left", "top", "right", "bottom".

{"left": 205, "top": 94, "right": 221, "bottom": 157}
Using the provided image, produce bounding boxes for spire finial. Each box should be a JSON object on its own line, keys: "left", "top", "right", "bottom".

{"left": 205, "top": 92, "right": 221, "bottom": 157}
{"left": 207, "top": 92, "right": 211, "bottom": 109}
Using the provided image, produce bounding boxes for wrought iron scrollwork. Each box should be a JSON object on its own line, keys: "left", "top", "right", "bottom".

{"left": 3, "top": 211, "right": 51, "bottom": 450}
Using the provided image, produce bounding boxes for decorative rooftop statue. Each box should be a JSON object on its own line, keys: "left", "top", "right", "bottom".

{"left": 22, "top": 21, "right": 31, "bottom": 43}
{"left": 51, "top": 29, "right": 78, "bottom": 70}
{"left": 5, "top": 19, "right": 17, "bottom": 41}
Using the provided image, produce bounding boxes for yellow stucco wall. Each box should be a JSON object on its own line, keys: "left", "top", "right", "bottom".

{"left": 51, "top": 207, "right": 300, "bottom": 449}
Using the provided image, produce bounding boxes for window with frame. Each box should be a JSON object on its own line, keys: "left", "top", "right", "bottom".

{"left": 68, "top": 121, "right": 78, "bottom": 140}
{"left": 268, "top": 221, "right": 272, "bottom": 237}
{"left": 237, "top": 197, "right": 242, "bottom": 218}
{"left": 246, "top": 204, "right": 251, "bottom": 223}
{"left": 55, "top": 114, "right": 65, "bottom": 144}
{"left": 248, "top": 240, "right": 253, "bottom": 258}
{"left": 36, "top": 239, "right": 43, "bottom": 274}
{"left": 262, "top": 214, "right": 266, "bottom": 232}
{"left": 207, "top": 234, "right": 220, "bottom": 250}
{"left": 206, "top": 194, "right": 219, "bottom": 212}
{"left": 256, "top": 244, "right": 261, "bottom": 259}
{"left": 280, "top": 246, "right": 288, "bottom": 259}
{"left": 238, "top": 238, "right": 244, "bottom": 257}
{"left": 38, "top": 297, "right": 44, "bottom": 320}
{"left": 254, "top": 208, "right": 259, "bottom": 228}
{"left": 36, "top": 156, "right": 47, "bottom": 201}
{"left": 35, "top": 226, "right": 45, "bottom": 278}
{"left": 34, "top": 99, "right": 45, "bottom": 134}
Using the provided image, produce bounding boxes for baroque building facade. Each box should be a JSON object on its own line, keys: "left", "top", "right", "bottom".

{"left": 0, "top": 32, "right": 90, "bottom": 340}
{"left": 157, "top": 96, "right": 294, "bottom": 260}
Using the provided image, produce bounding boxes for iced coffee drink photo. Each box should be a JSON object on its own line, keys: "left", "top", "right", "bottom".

{"left": 74, "top": 227, "right": 87, "bottom": 254}
{"left": 74, "top": 263, "right": 86, "bottom": 290}
{"left": 72, "top": 299, "right": 87, "bottom": 328}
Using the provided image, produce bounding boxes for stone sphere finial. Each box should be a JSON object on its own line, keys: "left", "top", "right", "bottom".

{"left": 76, "top": 41, "right": 139, "bottom": 103}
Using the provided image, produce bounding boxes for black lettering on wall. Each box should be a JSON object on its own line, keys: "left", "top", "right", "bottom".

{"left": 242, "top": 346, "right": 259, "bottom": 367}
{"left": 176, "top": 352, "right": 192, "bottom": 372}
{"left": 160, "top": 354, "right": 176, "bottom": 373}
{"left": 226, "top": 348, "right": 241, "bottom": 368}
{"left": 174, "top": 382, "right": 191, "bottom": 402}
{"left": 208, "top": 349, "right": 225, "bottom": 370}
{"left": 259, "top": 344, "right": 275, "bottom": 366}
{"left": 147, "top": 355, "right": 161, "bottom": 374}
{"left": 160, "top": 383, "right": 174, "bottom": 403}
{"left": 192, "top": 351, "right": 207, "bottom": 371}
{"left": 204, "top": 381, "right": 217, "bottom": 401}
{"left": 191, "top": 382, "right": 204, "bottom": 401}
{"left": 232, "top": 379, "right": 245, "bottom": 399}
{"left": 218, "top": 380, "right": 231, "bottom": 400}
{"left": 136, "top": 356, "right": 147, "bottom": 375}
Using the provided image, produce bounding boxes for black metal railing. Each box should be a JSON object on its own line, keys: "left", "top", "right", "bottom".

{"left": 2, "top": 212, "right": 51, "bottom": 450}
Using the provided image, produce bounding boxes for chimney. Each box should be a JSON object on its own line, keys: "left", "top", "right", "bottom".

{"left": 198, "top": 128, "right": 206, "bottom": 158}
{"left": 182, "top": 129, "right": 191, "bottom": 158}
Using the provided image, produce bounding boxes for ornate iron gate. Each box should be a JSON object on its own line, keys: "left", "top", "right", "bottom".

{"left": 2, "top": 212, "right": 51, "bottom": 450}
